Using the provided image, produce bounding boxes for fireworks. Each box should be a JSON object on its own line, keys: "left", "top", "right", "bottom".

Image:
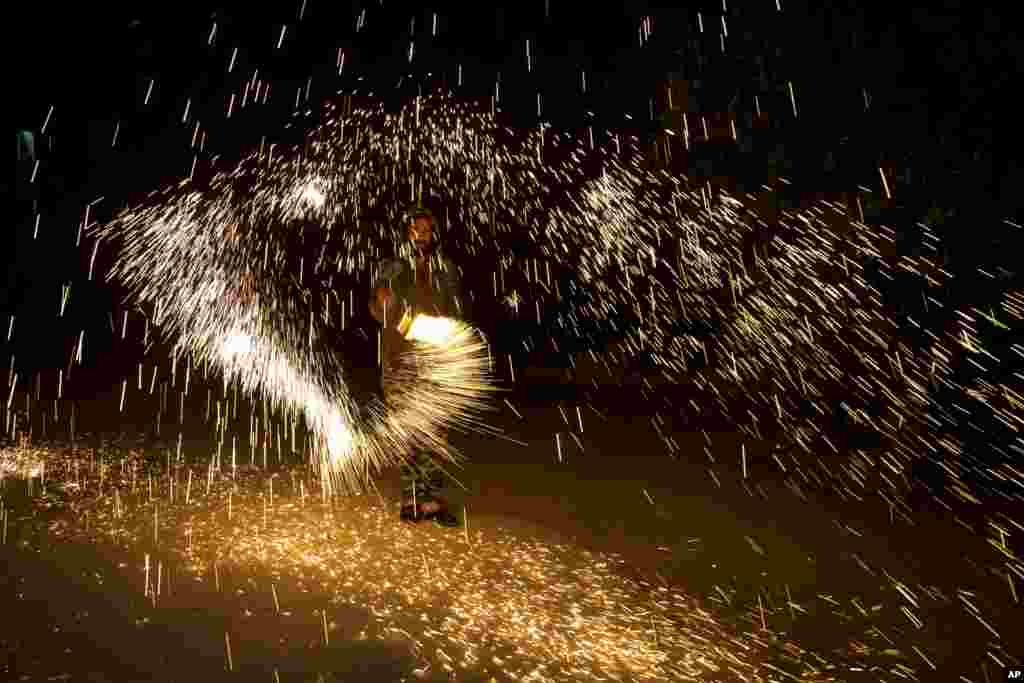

{"left": 91, "top": 104, "right": 505, "bottom": 494}
{"left": 22, "top": 87, "right": 1024, "bottom": 679}
{"left": 5, "top": 4, "right": 1024, "bottom": 681}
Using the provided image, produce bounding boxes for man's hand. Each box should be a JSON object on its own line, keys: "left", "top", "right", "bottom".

{"left": 375, "top": 287, "right": 394, "bottom": 310}
{"left": 369, "top": 286, "right": 395, "bottom": 324}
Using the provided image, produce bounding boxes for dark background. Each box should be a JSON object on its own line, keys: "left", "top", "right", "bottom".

{"left": 6, "top": 1, "right": 1024, "bottom": 385}
{"left": 11, "top": 2, "right": 1021, "bottom": 206}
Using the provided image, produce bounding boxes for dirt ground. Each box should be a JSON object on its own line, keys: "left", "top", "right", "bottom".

{"left": 1, "top": 391, "right": 1020, "bottom": 682}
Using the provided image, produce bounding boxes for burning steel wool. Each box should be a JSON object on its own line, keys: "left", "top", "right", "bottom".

{"left": 90, "top": 105, "right": 503, "bottom": 494}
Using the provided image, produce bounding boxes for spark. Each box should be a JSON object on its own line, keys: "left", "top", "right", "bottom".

{"left": 15, "top": 447, "right": 838, "bottom": 682}
{"left": 5, "top": 17, "right": 1023, "bottom": 676}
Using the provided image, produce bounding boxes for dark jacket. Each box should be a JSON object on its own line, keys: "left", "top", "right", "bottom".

{"left": 368, "top": 254, "right": 464, "bottom": 370}
{"left": 369, "top": 254, "right": 463, "bottom": 323}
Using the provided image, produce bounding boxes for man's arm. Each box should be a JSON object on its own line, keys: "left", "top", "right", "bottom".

{"left": 368, "top": 259, "right": 404, "bottom": 325}
{"left": 441, "top": 258, "right": 465, "bottom": 319}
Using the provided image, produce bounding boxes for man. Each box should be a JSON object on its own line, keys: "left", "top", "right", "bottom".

{"left": 368, "top": 205, "right": 462, "bottom": 526}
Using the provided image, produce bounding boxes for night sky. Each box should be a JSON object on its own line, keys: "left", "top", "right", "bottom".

{"left": 10, "top": 2, "right": 1023, "bottom": 377}
{"left": 12, "top": 3, "right": 1023, "bottom": 211}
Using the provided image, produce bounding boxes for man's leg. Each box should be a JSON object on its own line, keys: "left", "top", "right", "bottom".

{"left": 425, "top": 426, "right": 450, "bottom": 491}
{"left": 399, "top": 442, "right": 457, "bottom": 522}
{"left": 385, "top": 367, "right": 432, "bottom": 517}
{"left": 382, "top": 368, "right": 414, "bottom": 512}
{"left": 401, "top": 452, "right": 429, "bottom": 498}
{"left": 384, "top": 361, "right": 457, "bottom": 524}
{"left": 415, "top": 427, "right": 459, "bottom": 525}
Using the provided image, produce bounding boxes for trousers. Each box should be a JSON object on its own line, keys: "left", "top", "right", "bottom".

{"left": 382, "top": 357, "right": 449, "bottom": 501}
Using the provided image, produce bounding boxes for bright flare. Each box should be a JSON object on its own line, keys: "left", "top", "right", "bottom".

{"left": 403, "top": 314, "right": 460, "bottom": 346}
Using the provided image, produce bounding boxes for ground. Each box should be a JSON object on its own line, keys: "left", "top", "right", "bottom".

{"left": 0, "top": 391, "right": 1019, "bottom": 682}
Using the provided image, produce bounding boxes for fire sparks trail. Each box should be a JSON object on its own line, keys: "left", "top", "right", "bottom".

{"left": 6, "top": 5, "right": 1024, "bottom": 682}
{"left": 13, "top": 90, "right": 1024, "bottom": 679}
{"left": 90, "top": 106, "right": 504, "bottom": 493}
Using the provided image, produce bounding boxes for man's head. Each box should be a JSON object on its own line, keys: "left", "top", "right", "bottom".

{"left": 406, "top": 208, "right": 435, "bottom": 254}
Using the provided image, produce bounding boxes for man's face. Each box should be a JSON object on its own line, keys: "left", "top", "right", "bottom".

{"left": 408, "top": 216, "right": 433, "bottom": 252}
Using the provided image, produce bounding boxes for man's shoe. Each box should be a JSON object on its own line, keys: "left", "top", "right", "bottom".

{"left": 420, "top": 502, "right": 459, "bottom": 527}
{"left": 431, "top": 509, "right": 460, "bottom": 528}
{"left": 400, "top": 497, "right": 444, "bottom": 523}
{"left": 399, "top": 503, "right": 421, "bottom": 522}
